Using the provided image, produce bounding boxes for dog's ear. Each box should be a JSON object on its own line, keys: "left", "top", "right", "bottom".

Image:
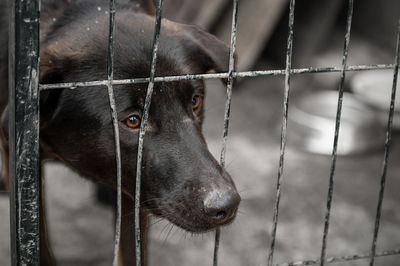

{"left": 181, "top": 24, "right": 234, "bottom": 74}
{"left": 39, "top": 41, "right": 80, "bottom": 126}
{"left": 40, "top": 41, "right": 84, "bottom": 84}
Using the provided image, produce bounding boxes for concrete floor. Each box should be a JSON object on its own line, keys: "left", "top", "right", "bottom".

{"left": 1, "top": 52, "right": 400, "bottom": 265}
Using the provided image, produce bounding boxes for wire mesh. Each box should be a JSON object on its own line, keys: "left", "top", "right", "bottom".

{"left": 9, "top": 0, "right": 400, "bottom": 265}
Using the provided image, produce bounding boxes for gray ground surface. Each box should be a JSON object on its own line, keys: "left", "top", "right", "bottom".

{"left": 1, "top": 46, "right": 400, "bottom": 265}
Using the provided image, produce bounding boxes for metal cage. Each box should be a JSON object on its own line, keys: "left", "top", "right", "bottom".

{"left": 8, "top": 0, "right": 400, "bottom": 265}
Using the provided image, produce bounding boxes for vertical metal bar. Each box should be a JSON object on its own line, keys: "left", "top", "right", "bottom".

{"left": 369, "top": 20, "right": 400, "bottom": 266}
{"left": 213, "top": 0, "right": 239, "bottom": 265}
{"left": 135, "top": 0, "right": 163, "bottom": 265}
{"left": 104, "top": 1, "right": 122, "bottom": 266}
{"left": 319, "top": 1, "right": 353, "bottom": 265}
{"left": 267, "top": 1, "right": 295, "bottom": 265}
{"left": 8, "top": 0, "right": 41, "bottom": 265}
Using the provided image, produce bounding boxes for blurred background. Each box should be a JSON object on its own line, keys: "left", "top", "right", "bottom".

{"left": 1, "top": 0, "right": 400, "bottom": 265}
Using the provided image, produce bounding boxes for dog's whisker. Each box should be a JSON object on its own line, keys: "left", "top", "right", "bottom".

{"left": 121, "top": 206, "right": 163, "bottom": 218}
{"left": 150, "top": 213, "right": 170, "bottom": 223}
{"left": 236, "top": 209, "right": 247, "bottom": 216}
{"left": 143, "top": 206, "right": 164, "bottom": 212}
{"left": 237, "top": 187, "right": 254, "bottom": 194}
{"left": 160, "top": 223, "right": 172, "bottom": 244}
{"left": 224, "top": 158, "right": 238, "bottom": 170}
{"left": 173, "top": 225, "right": 183, "bottom": 240}
{"left": 140, "top": 197, "right": 163, "bottom": 205}
{"left": 149, "top": 218, "right": 166, "bottom": 227}
{"left": 162, "top": 223, "right": 175, "bottom": 244}
{"left": 158, "top": 221, "right": 172, "bottom": 240}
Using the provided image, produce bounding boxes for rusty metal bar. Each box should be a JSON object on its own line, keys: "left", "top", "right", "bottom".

{"left": 104, "top": 1, "right": 122, "bottom": 266}
{"left": 39, "top": 64, "right": 395, "bottom": 90}
{"left": 213, "top": 0, "right": 239, "bottom": 265}
{"left": 135, "top": 0, "right": 164, "bottom": 265}
{"left": 8, "top": 0, "right": 41, "bottom": 265}
{"left": 267, "top": 0, "right": 295, "bottom": 265}
{"left": 275, "top": 248, "right": 400, "bottom": 266}
{"left": 369, "top": 20, "right": 400, "bottom": 266}
{"left": 320, "top": 1, "right": 353, "bottom": 265}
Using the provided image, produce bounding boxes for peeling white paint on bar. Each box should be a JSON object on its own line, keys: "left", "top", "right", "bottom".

{"left": 39, "top": 64, "right": 396, "bottom": 90}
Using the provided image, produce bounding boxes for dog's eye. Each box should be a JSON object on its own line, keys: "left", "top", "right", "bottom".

{"left": 192, "top": 96, "right": 201, "bottom": 110}
{"left": 125, "top": 115, "right": 141, "bottom": 128}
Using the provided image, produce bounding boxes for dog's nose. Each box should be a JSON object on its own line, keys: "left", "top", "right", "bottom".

{"left": 203, "top": 188, "right": 240, "bottom": 225}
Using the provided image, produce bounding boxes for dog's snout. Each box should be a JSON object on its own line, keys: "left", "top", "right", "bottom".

{"left": 203, "top": 188, "right": 240, "bottom": 225}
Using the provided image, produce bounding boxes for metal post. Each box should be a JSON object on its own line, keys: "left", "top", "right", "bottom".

{"left": 8, "top": 0, "right": 41, "bottom": 265}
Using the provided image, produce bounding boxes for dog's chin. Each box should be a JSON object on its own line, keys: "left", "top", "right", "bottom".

{"left": 152, "top": 209, "right": 237, "bottom": 234}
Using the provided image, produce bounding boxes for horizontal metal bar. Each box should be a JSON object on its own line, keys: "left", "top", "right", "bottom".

{"left": 275, "top": 248, "right": 400, "bottom": 266}
{"left": 39, "top": 64, "right": 395, "bottom": 90}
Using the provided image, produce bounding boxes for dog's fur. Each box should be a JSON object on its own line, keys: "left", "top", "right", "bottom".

{"left": 0, "top": 0, "right": 240, "bottom": 265}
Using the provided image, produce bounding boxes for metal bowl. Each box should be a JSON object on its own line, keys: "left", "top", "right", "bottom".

{"left": 350, "top": 70, "right": 400, "bottom": 129}
{"left": 289, "top": 91, "right": 385, "bottom": 155}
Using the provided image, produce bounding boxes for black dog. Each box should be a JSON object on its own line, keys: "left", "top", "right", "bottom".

{"left": 0, "top": 0, "right": 240, "bottom": 265}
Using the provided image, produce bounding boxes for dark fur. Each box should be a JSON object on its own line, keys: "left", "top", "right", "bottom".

{"left": 0, "top": 0, "right": 240, "bottom": 265}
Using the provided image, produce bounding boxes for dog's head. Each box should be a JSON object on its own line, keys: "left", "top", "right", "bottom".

{"left": 37, "top": 11, "right": 240, "bottom": 232}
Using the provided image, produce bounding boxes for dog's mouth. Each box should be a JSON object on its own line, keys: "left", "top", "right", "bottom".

{"left": 147, "top": 203, "right": 239, "bottom": 233}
